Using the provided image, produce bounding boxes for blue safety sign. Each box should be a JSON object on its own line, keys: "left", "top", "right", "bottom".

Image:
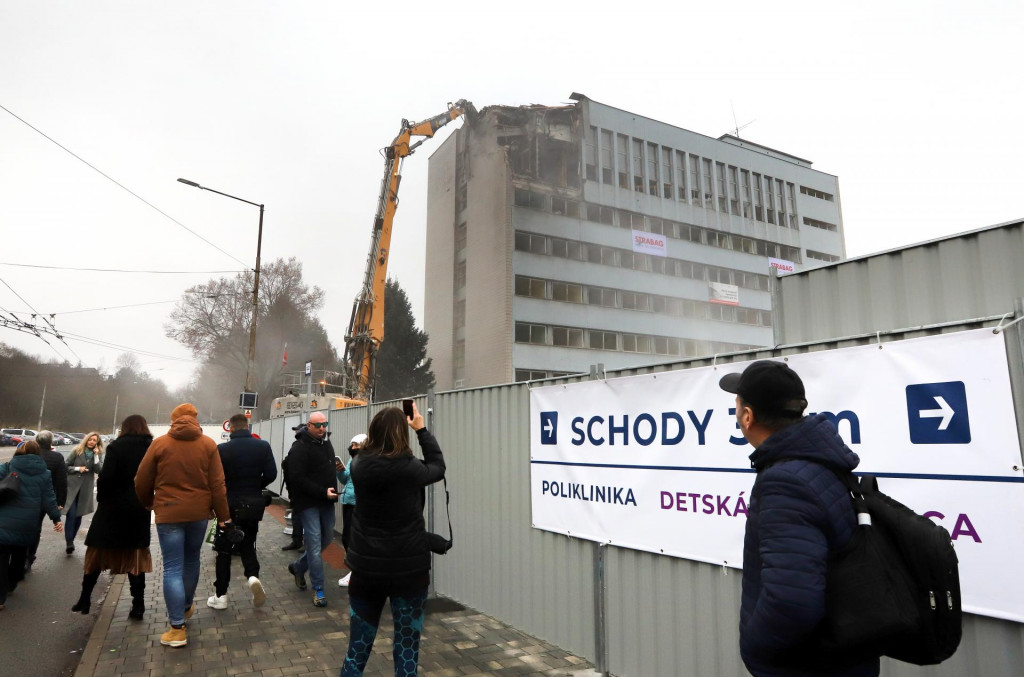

{"left": 906, "top": 381, "right": 971, "bottom": 444}
{"left": 540, "top": 412, "right": 558, "bottom": 445}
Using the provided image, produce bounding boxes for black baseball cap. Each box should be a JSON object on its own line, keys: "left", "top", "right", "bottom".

{"left": 719, "top": 360, "right": 807, "bottom": 418}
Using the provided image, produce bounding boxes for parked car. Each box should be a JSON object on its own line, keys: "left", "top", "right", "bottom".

{"left": 1, "top": 428, "right": 37, "bottom": 441}
{"left": 64, "top": 432, "right": 85, "bottom": 443}
{"left": 0, "top": 433, "right": 20, "bottom": 447}
{"left": 53, "top": 433, "right": 75, "bottom": 446}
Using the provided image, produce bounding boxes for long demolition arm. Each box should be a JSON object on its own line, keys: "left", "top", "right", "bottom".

{"left": 344, "top": 99, "right": 475, "bottom": 402}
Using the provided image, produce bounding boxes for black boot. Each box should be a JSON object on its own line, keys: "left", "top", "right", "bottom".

{"left": 72, "top": 572, "right": 100, "bottom": 614}
{"left": 128, "top": 573, "right": 145, "bottom": 620}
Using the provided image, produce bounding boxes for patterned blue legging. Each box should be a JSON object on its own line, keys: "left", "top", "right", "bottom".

{"left": 341, "top": 584, "right": 427, "bottom": 677}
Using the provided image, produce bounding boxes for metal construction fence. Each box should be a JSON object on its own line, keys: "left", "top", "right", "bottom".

{"left": 254, "top": 315, "right": 1024, "bottom": 677}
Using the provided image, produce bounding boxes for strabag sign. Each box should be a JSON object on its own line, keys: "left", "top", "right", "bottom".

{"left": 529, "top": 328, "right": 1024, "bottom": 622}
{"left": 631, "top": 229, "right": 667, "bottom": 257}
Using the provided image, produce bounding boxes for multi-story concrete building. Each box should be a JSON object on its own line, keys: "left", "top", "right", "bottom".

{"left": 425, "top": 93, "right": 845, "bottom": 390}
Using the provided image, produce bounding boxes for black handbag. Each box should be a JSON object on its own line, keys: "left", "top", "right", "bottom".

{"left": 0, "top": 466, "right": 21, "bottom": 504}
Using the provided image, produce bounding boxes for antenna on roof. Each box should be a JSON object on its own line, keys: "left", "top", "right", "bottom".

{"left": 728, "top": 101, "right": 756, "bottom": 138}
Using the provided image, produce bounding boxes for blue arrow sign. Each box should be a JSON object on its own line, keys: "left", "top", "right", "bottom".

{"left": 540, "top": 412, "right": 558, "bottom": 445}
{"left": 906, "top": 381, "right": 971, "bottom": 444}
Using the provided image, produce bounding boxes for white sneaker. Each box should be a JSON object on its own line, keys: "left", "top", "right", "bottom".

{"left": 338, "top": 572, "right": 351, "bottom": 587}
{"left": 248, "top": 576, "right": 266, "bottom": 608}
{"left": 206, "top": 594, "right": 227, "bottom": 610}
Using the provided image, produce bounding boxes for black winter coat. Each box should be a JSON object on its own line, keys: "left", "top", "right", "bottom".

{"left": 218, "top": 429, "right": 277, "bottom": 509}
{"left": 284, "top": 426, "right": 337, "bottom": 513}
{"left": 740, "top": 414, "right": 879, "bottom": 677}
{"left": 345, "top": 428, "right": 445, "bottom": 578}
{"left": 40, "top": 447, "right": 67, "bottom": 507}
{"left": 85, "top": 434, "right": 153, "bottom": 550}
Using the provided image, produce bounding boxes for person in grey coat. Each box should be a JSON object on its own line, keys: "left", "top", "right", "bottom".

{"left": 64, "top": 431, "right": 104, "bottom": 554}
{"left": 0, "top": 441, "right": 63, "bottom": 610}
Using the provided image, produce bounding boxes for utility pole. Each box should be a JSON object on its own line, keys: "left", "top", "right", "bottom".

{"left": 37, "top": 382, "right": 47, "bottom": 430}
{"left": 112, "top": 393, "right": 119, "bottom": 436}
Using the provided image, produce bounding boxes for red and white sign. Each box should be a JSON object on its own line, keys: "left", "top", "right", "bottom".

{"left": 222, "top": 419, "right": 231, "bottom": 432}
{"left": 244, "top": 409, "right": 252, "bottom": 419}
{"left": 708, "top": 282, "right": 739, "bottom": 306}
{"left": 632, "top": 229, "right": 667, "bottom": 257}
{"left": 769, "top": 257, "right": 795, "bottom": 274}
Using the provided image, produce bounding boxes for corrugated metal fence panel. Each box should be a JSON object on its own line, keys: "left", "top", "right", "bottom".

{"left": 430, "top": 384, "right": 596, "bottom": 662}
{"left": 777, "top": 220, "right": 1024, "bottom": 345}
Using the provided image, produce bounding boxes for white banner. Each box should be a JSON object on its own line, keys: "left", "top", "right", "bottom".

{"left": 709, "top": 282, "right": 739, "bottom": 305}
{"left": 632, "top": 229, "right": 667, "bottom": 257}
{"left": 530, "top": 329, "right": 1024, "bottom": 622}
{"left": 769, "top": 257, "right": 795, "bottom": 274}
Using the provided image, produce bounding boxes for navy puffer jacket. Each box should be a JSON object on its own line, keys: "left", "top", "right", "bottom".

{"left": 740, "top": 414, "right": 879, "bottom": 677}
{"left": 0, "top": 454, "right": 62, "bottom": 546}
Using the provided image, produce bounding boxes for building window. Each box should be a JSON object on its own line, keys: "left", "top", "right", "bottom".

{"left": 740, "top": 169, "right": 752, "bottom": 218}
{"left": 552, "top": 326, "right": 584, "bottom": 347}
{"left": 514, "top": 187, "right": 530, "bottom": 207}
{"left": 806, "top": 249, "right": 841, "bottom": 263}
{"left": 586, "top": 286, "right": 617, "bottom": 307}
{"left": 600, "top": 129, "right": 614, "bottom": 185}
{"left": 622, "top": 334, "right": 651, "bottom": 353}
{"left": 589, "top": 330, "right": 618, "bottom": 351}
{"left": 585, "top": 126, "right": 597, "bottom": 182}
{"left": 550, "top": 196, "right": 580, "bottom": 218}
{"left": 514, "top": 231, "right": 546, "bottom": 255}
{"left": 662, "top": 147, "right": 673, "bottom": 199}
{"left": 514, "top": 322, "right": 547, "bottom": 345}
{"left": 752, "top": 173, "right": 764, "bottom": 221}
{"left": 764, "top": 175, "right": 776, "bottom": 224}
{"left": 454, "top": 340, "right": 465, "bottom": 370}
{"left": 454, "top": 261, "right": 466, "bottom": 289}
{"left": 617, "top": 134, "right": 630, "bottom": 189}
{"left": 632, "top": 138, "right": 645, "bottom": 193}
{"left": 514, "top": 275, "right": 547, "bottom": 299}
{"left": 775, "top": 179, "right": 787, "bottom": 227}
{"left": 702, "top": 158, "right": 714, "bottom": 208}
{"left": 689, "top": 155, "right": 701, "bottom": 202}
{"left": 515, "top": 369, "right": 550, "bottom": 382}
{"left": 800, "top": 185, "right": 835, "bottom": 201}
{"left": 648, "top": 142, "right": 660, "bottom": 196}
{"left": 621, "top": 291, "right": 650, "bottom": 311}
{"left": 803, "top": 216, "right": 838, "bottom": 232}
{"left": 453, "top": 300, "right": 466, "bottom": 329}
{"left": 676, "top": 150, "right": 687, "bottom": 203}
{"left": 529, "top": 190, "right": 547, "bottom": 211}
{"left": 728, "top": 166, "right": 740, "bottom": 215}
{"left": 552, "top": 281, "right": 584, "bottom": 303}
{"left": 786, "top": 183, "right": 797, "bottom": 227}
{"left": 716, "top": 162, "right": 728, "bottom": 212}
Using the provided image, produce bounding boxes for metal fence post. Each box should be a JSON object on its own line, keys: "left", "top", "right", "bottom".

{"left": 589, "top": 364, "right": 609, "bottom": 676}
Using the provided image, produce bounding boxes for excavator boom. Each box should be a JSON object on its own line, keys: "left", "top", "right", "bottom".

{"left": 343, "top": 99, "right": 475, "bottom": 402}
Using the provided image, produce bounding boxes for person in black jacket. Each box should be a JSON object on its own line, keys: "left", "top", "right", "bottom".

{"left": 71, "top": 415, "right": 154, "bottom": 618}
{"left": 206, "top": 414, "right": 277, "bottom": 610}
{"left": 285, "top": 412, "right": 338, "bottom": 607}
{"left": 25, "top": 430, "right": 67, "bottom": 570}
{"left": 340, "top": 402, "right": 446, "bottom": 677}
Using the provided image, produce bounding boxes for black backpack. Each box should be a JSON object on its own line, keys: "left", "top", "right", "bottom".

{"left": 813, "top": 470, "right": 962, "bottom": 665}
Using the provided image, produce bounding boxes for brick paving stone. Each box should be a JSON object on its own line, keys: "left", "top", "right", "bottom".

{"left": 74, "top": 506, "right": 596, "bottom": 677}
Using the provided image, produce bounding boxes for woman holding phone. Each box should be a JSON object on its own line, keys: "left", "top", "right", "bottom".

{"left": 340, "top": 401, "right": 446, "bottom": 677}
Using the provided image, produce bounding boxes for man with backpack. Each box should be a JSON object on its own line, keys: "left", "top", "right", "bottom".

{"left": 720, "top": 360, "right": 880, "bottom": 677}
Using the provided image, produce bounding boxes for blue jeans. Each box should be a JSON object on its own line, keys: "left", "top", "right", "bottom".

{"left": 65, "top": 495, "right": 83, "bottom": 545}
{"left": 292, "top": 505, "right": 336, "bottom": 590}
{"left": 156, "top": 520, "right": 207, "bottom": 625}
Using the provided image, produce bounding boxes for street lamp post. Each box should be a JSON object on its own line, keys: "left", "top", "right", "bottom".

{"left": 177, "top": 178, "right": 265, "bottom": 395}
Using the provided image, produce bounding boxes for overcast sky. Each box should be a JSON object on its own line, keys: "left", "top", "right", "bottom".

{"left": 2, "top": 1, "right": 1021, "bottom": 393}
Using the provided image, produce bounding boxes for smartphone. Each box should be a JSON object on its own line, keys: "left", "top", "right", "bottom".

{"left": 402, "top": 399, "right": 414, "bottom": 419}
{"left": 334, "top": 455, "right": 343, "bottom": 466}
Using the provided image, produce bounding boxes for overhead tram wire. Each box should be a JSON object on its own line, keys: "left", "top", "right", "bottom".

{"left": 0, "top": 262, "right": 247, "bottom": 274}
{"left": 0, "top": 103, "right": 249, "bottom": 269}
{"left": 0, "top": 275, "right": 82, "bottom": 363}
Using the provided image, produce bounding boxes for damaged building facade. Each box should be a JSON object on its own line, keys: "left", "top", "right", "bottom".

{"left": 425, "top": 93, "right": 845, "bottom": 389}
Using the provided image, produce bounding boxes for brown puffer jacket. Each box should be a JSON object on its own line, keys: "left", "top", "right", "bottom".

{"left": 134, "top": 415, "right": 230, "bottom": 524}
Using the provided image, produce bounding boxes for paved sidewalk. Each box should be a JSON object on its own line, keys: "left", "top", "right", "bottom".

{"left": 74, "top": 503, "right": 598, "bottom": 677}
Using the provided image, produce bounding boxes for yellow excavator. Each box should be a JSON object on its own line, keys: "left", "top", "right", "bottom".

{"left": 341, "top": 99, "right": 476, "bottom": 404}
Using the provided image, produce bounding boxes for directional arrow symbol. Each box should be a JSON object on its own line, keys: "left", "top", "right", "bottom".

{"left": 920, "top": 396, "right": 955, "bottom": 430}
{"left": 544, "top": 419, "right": 555, "bottom": 437}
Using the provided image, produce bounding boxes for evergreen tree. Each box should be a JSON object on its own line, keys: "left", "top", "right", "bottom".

{"left": 373, "top": 278, "right": 435, "bottom": 401}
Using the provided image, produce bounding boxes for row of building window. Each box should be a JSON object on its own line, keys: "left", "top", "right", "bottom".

{"left": 802, "top": 216, "right": 838, "bottom": 232}
{"left": 514, "top": 230, "right": 772, "bottom": 292}
{"left": 800, "top": 185, "right": 834, "bottom": 201}
{"left": 514, "top": 320, "right": 756, "bottom": 357}
{"left": 514, "top": 274, "right": 773, "bottom": 327}
{"left": 513, "top": 186, "right": 805, "bottom": 263}
{"left": 515, "top": 369, "right": 576, "bottom": 382}
{"left": 583, "top": 126, "right": 810, "bottom": 228}
{"left": 805, "top": 249, "right": 841, "bottom": 263}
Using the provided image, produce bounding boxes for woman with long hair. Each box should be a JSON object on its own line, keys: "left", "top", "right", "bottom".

{"left": 341, "top": 402, "right": 446, "bottom": 676}
{"left": 71, "top": 415, "right": 153, "bottom": 617}
{"left": 63, "top": 431, "right": 104, "bottom": 554}
{"left": 0, "top": 441, "right": 63, "bottom": 610}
